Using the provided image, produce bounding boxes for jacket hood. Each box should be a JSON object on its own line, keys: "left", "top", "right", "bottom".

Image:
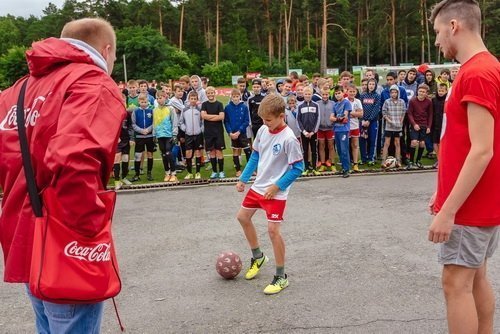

{"left": 389, "top": 84, "right": 400, "bottom": 98}
{"left": 26, "top": 38, "right": 100, "bottom": 77}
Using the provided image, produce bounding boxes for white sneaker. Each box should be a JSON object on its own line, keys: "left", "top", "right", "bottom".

{"left": 121, "top": 178, "right": 132, "bottom": 185}
{"left": 114, "top": 180, "right": 123, "bottom": 190}
{"left": 195, "top": 172, "right": 201, "bottom": 179}
{"left": 218, "top": 171, "right": 225, "bottom": 178}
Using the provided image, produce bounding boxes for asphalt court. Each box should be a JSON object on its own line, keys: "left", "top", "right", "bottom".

{"left": 2, "top": 172, "right": 500, "bottom": 333}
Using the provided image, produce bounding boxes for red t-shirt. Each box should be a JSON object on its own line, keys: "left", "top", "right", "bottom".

{"left": 435, "top": 51, "right": 500, "bottom": 226}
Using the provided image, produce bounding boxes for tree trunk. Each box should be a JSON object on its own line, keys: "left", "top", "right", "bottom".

{"left": 420, "top": 0, "right": 425, "bottom": 64}
{"left": 284, "top": 0, "right": 293, "bottom": 75}
{"left": 390, "top": 0, "right": 397, "bottom": 65}
{"left": 320, "top": 0, "right": 327, "bottom": 75}
{"left": 278, "top": 9, "right": 282, "bottom": 64}
{"left": 216, "top": 0, "right": 219, "bottom": 65}
{"left": 424, "top": 0, "right": 431, "bottom": 63}
{"left": 179, "top": 4, "right": 184, "bottom": 51}
{"left": 365, "top": 0, "right": 370, "bottom": 66}
{"left": 356, "top": 4, "right": 361, "bottom": 65}
{"left": 158, "top": 1, "right": 163, "bottom": 36}
{"left": 306, "top": 10, "right": 310, "bottom": 49}
{"left": 264, "top": 0, "right": 273, "bottom": 65}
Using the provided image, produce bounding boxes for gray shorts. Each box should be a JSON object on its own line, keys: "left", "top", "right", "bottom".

{"left": 438, "top": 225, "right": 499, "bottom": 268}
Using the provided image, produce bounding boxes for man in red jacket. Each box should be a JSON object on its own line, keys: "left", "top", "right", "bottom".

{"left": 0, "top": 18, "right": 125, "bottom": 333}
{"left": 429, "top": 1, "right": 500, "bottom": 333}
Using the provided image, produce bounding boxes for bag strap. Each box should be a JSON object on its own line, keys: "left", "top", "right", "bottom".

{"left": 16, "top": 78, "right": 43, "bottom": 218}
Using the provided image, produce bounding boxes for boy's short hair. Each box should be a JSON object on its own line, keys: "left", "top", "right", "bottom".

{"left": 398, "top": 69, "right": 407, "bottom": 75}
{"left": 289, "top": 71, "right": 299, "bottom": 79}
{"left": 173, "top": 83, "right": 183, "bottom": 91}
{"left": 438, "top": 83, "right": 449, "bottom": 90}
{"left": 312, "top": 73, "right": 321, "bottom": 78}
{"left": 201, "top": 77, "right": 209, "bottom": 84}
{"left": 430, "top": 0, "right": 481, "bottom": 33}
{"left": 179, "top": 75, "right": 190, "bottom": 83}
{"left": 230, "top": 88, "right": 241, "bottom": 96}
{"left": 386, "top": 71, "right": 397, "bottom": 79}
{"left": 295, "top": 82, "right": 305, "bottom": 89}
{"left": 188, "top": 91, "right": 199, "bottom": 99}
{"left": 283, "top": 78, "right": 293, "bottom": 84}
{"left": 440, "top": 68, "right": 451, "bottom": 75}
{"left": 237, "top": 77, "right": 246, "bottom": 84}
{"left": 127, "top": 79, "right": 138, "bottom": 86}
{"left": 361, "top": 78, "right": 368, "bottom": 84}
{"left": 317, "top": 78, "right": 328, "bottom": 89}
{"left": 334, "top": 85, "right": 343, "bottom": 92}
{"left": 138, "top": 80, "right": 148, "bottom": 87}
{"left": 251, "top": 79, "right": 262, "bottom": 86}
{"left": 303, "top": 86, "right": 313, "bottom": 94}
{"left": 340, "top": 71, "right": 351, "bottom": 79}
{"left": 408, "top": 68, "right": 417, "bottom": 74}
{"left": 287, "top": 94, "right": 297, "bottom": 104}
{"left": 347, "top": 83, "right": 357, "bottom": 91}
{"left": 258, "top": 94, "right": 286, "bottom": 118}
{"left": 138, "top": 93, "right": 148, "bottom": 101}
{"left": 205, "top": 86, "right": 216, "bottom": 93}
{"left": 298, "top": 74, "right": 308, "bottom": 82}
{"left": 156, "top": 90, "right": 167, "bottom": 99}
{"left": 418, "top": 83, "right": 430, "bottom": 92}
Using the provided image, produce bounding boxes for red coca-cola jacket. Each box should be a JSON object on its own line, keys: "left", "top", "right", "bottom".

{"left": 0, "top": 38, "right": 126, "bottom": 282}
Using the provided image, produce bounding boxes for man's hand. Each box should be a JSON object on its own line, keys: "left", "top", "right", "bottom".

{"left": 236, "top": 181, "right": 245, "bottom": 192}
{"left": 414, "top": 124, "right": 420, "bottom": 131}
{"left": 428, "top": 210, "right": 455, "bottom": 243}
{"left": 426, "top": 127, "right": 431, "bottom": 134}
{"left": 264, "top": 185, "right": 279, "bottom": 200}
{"left": 428, "top": 192, "right": 436, "bottom": 215}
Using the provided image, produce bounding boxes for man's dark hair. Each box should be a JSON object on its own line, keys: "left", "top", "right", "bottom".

{"left": 430, "top": 0, "right": 481, "bottom": 33}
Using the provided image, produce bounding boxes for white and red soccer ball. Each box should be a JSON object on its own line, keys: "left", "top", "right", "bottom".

{"left": 216, "top": 251, "right": 242, "bottom": 279}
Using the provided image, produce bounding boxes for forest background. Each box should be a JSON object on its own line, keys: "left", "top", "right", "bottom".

{"left": 0, "top": 0, "right": 499, "bottom": 89}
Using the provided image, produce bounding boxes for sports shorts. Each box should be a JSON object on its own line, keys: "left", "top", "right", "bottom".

{"left": 410, "top": 127, "right": 428, "bottom": 142}
{"left": 384, "top": 130, "right": 402, "bottom": 139}
{"left": 116, "top": 140, "right": 130, "bottom": 154}
{"left": 438, "top": 225, "right": 499, "bottom": 268}
{"left": 349, "top": 128, "right": 360, "bottom": 138}
{"left": 185, "top": 134, "right": 204, "bottom": 151}
{"left": 135, "top": 137, "right": 155, "bottom": 153}
{"left": 241, "top": 189, "right": 286, "bottom": 223}
{"left": 205, "top": 133, "right": 226, "bottom": 151}
{"left": 231, "top": 133, "right": 250, "bottom": 149}
{"left": 317, "top": 129, "right": 333, "bottom": 140}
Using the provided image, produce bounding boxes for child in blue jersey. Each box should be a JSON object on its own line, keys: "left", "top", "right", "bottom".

{"left": 236, "top": 94, "right": 304, "bottom": 295}
{"left": 330, "top": 85, "right": 352, "bottom": 178}
{"left": 153, "top": 90, "right": 178, "bottom": 182}
{"left": 224, "top": 89, "right": 250, "bottom": 177}
{"left": 131, "top": 93, "right": 155, "bottom": 181}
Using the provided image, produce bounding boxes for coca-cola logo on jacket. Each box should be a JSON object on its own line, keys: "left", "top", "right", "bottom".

{"left": 64, "top": 241, "right": 112, "bottom": 262}
{"left": 0, "top": 95, "right": 46, "bottom": 131}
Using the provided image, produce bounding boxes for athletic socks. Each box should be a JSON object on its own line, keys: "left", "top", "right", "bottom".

{"left": 276, "top": 266, "right": 285, "bottom": 278}
{"left": 244, "top": 147, "right": 251, "bottom": 162}
{"left": 134, "top": 161, "right": 141, "bottom": 176}
{"left": 186, "top": 157, "right": 193, "bottom": 174}
{"left": 218, "top": 157, "right": 224, "bottom": 173}
{"left": 233, "top": 155, "right": 241, "bottom": 171}
{"left": 416, "top": 147, "right": 425, "bottom": 162}
{"left": 147, "top": 158, "right": 153, "bottom": 173}
{"left": 113, "top": 163, "right": 120, "bottom": 181}
{"left": 251, "top": 247, "right": 263, "bottom": 259}
{"left": 210, "top": 157, "right": 218, "bottom": 173}
{"left": 409, "top": 147, "right": 416, "bottom": 163}
{"left": 121, "top": 161, "right": 129, "bottom": 179}
{"left": 195, "top": 157, "right": 201, "bottom": 173}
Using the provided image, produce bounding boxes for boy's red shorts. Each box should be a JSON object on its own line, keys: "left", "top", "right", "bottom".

{"left": 317, "top": 129, "right": 334, "bottom": 140}
{"left": 241, "top": 189, "right": 286, "bottom": 222}
{"left": 349, "top": 128, "right": 360, "bottom": 138}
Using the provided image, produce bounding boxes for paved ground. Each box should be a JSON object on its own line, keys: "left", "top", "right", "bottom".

{"left": 2, "top": 172, "right": 500, "bottom": 333}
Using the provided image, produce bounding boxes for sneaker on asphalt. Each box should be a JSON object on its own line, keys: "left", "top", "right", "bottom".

{"left": 210, "top": 172, "right": 218, "bottom": 179}
{"left": 218, "top": 171, "right": 226, "bottom": 178}
{"left": 342, "top": 170, "right": 350, "bottom": 178}
{"left": 415, "top": 161, "right": 424, "bottom": 169}
{"left": 131, "top": 175, "right": 140, "bottom": 182}
{"left": 184, "top": 173, "right": 193, "bottom": 180}
{"left": 301, "top": 170, "right": 308, "bottom": 176}
{"left": 318, "top": 165, "right": 327, "bottom": 172}
{"left": 114, "top": 180, "right": 122, "bottom": 190}
{"left": 312, "top": 169, "right": 321, "bottom": 176}
{"left": 245, "top": 255, "right": 269, "bottom": 280}
{"left": 195, "top": 172, "right": 201, "bottom": 179}
{"left": 147, "top": 173, "right": 153, "bottom": 181}
{"left": 121, "top": 178, "right": 132, "bottom": 185}
{"left": 353, "top": 163, "right": 360, "bottom": 172}
{"left": 406, "top": 162, "right": 414, "bottom": 170}
{"left": 263, "top": 274, "right": 289, "bottom": 295}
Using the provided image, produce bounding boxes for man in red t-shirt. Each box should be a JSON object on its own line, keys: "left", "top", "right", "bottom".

{"left": 429, "top": 1, "right": 500, "bottom": 333}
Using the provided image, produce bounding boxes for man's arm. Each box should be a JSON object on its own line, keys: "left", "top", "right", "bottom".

{"left": 428, "top": 102, "right": 494, "bottom": 243}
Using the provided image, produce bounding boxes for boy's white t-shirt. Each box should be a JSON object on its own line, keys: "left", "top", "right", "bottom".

{"left": 251, "top": 125, "right": 303, "bottom": 200}
{"left": 348, "top": 98, "right": 363, "bottom": 130}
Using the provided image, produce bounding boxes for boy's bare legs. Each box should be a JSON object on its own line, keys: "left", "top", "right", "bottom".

{"left": 327, "top": 139, "right": 335, "bottom": 167}
{"left": 318, "top": 139, "right": 325, "bottom": 166}
{"left": 394, "top": 137, "right": 401, "bottom": 162}
{"left": 236, "top": 207, "right": 259, "bottom": 249}
{"left": 268, "top": 222, "right": 284, "bottom": 268}
{"left": 442, "top": 263, "right": 495, "bottom": 334}
{"left": 382, "top": 137, "right": 390, "bottom": 161}
{"left": 473, "top": 261, "right": 495, "bottom": 334}
{"left": 351, "top": 137, "right": 359, "bottom": 169}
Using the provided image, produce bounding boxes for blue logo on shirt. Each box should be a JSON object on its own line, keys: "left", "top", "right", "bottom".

{"left": 273, "top": 143, "right": 282, "bottom": 156}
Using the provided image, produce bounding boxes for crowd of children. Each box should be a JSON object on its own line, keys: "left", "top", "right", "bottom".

{"left": 114, "top": 66, "right": 454, "bottom": 188}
